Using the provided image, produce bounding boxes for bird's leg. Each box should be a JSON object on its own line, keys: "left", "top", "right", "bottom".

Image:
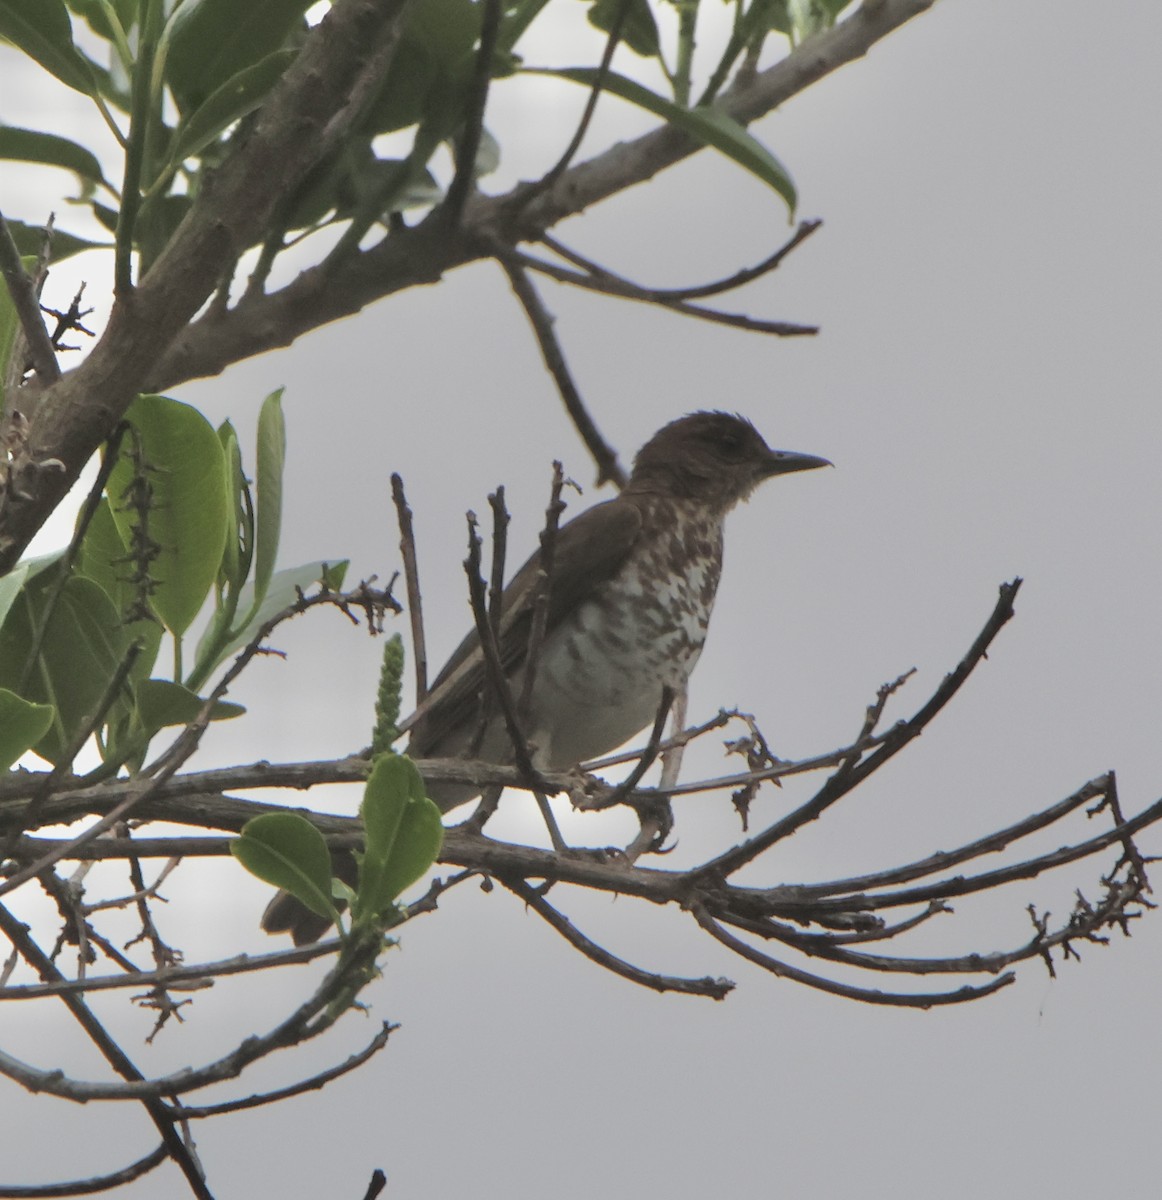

{"left": 576, "top": 688, "right": 678, "bottom": 858}
{"left": 621, "top": 684, "right": 688, "bottom": 861}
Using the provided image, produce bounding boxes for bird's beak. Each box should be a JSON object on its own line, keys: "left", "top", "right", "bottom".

{"left": 761, "top": 449, "right": 833, "bottom": 477}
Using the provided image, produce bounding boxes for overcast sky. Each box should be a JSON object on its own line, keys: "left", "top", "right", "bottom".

{"left": 4, "top": 2, "right": 1162, "bottom": 1197}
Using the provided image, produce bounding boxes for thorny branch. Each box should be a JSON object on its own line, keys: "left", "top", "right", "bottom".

{"left": 0, "top": 565, "right": 1159, "bottom": 1197}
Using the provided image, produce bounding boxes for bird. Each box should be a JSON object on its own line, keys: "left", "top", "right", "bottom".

{"left": 262, "top": 412, "right": 829, "bottom": 942}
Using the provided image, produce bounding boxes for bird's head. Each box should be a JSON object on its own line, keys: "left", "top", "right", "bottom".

{"left": 626, "top": 411, "right": 830, "bottom": 510}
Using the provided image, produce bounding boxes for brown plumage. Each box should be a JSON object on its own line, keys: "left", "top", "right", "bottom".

{"left": 262, "top": 412, "right": 829, "bottom": 942}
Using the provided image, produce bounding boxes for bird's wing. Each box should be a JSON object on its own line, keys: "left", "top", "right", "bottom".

{"left": 404, "top": 496, "right": 644, "bottom": 756}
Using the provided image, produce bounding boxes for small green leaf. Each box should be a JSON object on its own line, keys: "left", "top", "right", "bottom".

{"left": 0, "top": 689, "right": 55, "bottom": 772}
{"left": 0, "top": 0, "right": 98, "bottom": 95}
{"left": 585, "top": 0, "right": 660, "bottom": 60}
{"left": 533, "top": 66, "right": 797, "bottom": 215}
{"left": 0, "top": 124, "right": 108, "bottom": 187}
{"left": 321, "top": 561, "right": 349, "bottom": 591}
{"left": 107, "top": 394, "right": 230, "bottom": 636}
{"left": 133, "top": 678, "right": 244, "bottom": 735}
{"left": 216, "top": 420, "right": 247, "bottom": 594}
{"left": 169, "top": 49, "right": 295, "bottom": 164}
{"left": 165, "top": 0, "right": 313, "bottom": 114}
{"left": 252, "top": 387, "right": 286, "bottom": 615}
{"left": 354, "top": 755, "right": 443, "bottom": 922}
{"left": 361, "top": 754, "right": 418, "bottom": 860}
{"left": 231, "top": 812, "right": 337, "bottom": 922}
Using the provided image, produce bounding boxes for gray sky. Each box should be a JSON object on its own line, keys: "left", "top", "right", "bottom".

{"left": 4, "top": 2, "right": 1162, "bottom": 1196}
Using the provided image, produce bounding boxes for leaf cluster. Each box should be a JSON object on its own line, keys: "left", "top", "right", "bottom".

{"left": 0, "top": 330, "right": 347, "bottom": 774}
{"left": 0, "top": 0, "right": 819, "bottom": 282}
{"left": 232, "top": 754, "right": 443, "bottom": 943}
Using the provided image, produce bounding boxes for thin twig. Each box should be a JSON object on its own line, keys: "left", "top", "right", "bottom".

{"left": 0, "top": 211, "right": 60, "bottom": 385}
{"left": 503, "top": 875, "right": 732, "bottom": 999}
{"left": 391, "top": 473, "right": 428, "bottom": 702}
{"left": 495, "top": 252, "right": 627, "bottom": 487}
{"left": 464, "top": 513, "right": 566, "bottom": 850}
{"left": 774, "top": 775, "right": 1113, "bottom": 903}
{"left": 516, "top": 247, "right": 818, "bottom": 337}
{"left": 541, "top": 220, "right": 822, "bottom": 302}
{"left": 0, "top": 1142, "right": 168, "bottom": 1198}
{"left": 692, "top": 903, "right": 1015, "bottom": 1007}
{"left": 442, "top": 0, "right": 503, "bottom": 223}
{"left": 167, "top": 1023, "right": 395, "bottom": 1118}
{"left": 0, "top": 903, "right": 212, "bottom": 1198}
{"left": 531, "top": 0, "right": 632, "bottom": 193}
{"left": 517, "top": 461, "right": 567, "bottom": 724}
{"left": 696, "top": 579, "right": 1023, "bottom": 882}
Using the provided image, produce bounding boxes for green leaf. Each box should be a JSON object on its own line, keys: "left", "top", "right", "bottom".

{"left": 136, "top": 193, "right": 194, "bottom": 273}
{"left": 362, "top": 39, "right": 437, "bottom": 135}
{"left": 216, "top": 420, "right": 247, "bottom": 594}
{"left": 585, "top": 0, "right": 661, "bottom": 60}
{"left": 169, "top": 49, "right": 295, "bottom": 164}
{"left": 132, "top": 678, "right": 244, "bottom": 735}
{"left": 533, "top": 66, "right": 797, "bottom": 215}
{"left": 0, "top": 570, "right": 132, "bottom": 764}
{"left": 231, "top": 812, "right": 338, "bottom": 922}
{"left": 74, "top": 494, "right": 128, "bottom": 609}
{"left": 354, "top": 755, "right": 443, "bottom": 922}
{"left": 321, "top": 561, "right": 348, "bottom": 590}
{"left": 0, "top": 0, "right": 97, "bottom": 95}
{"left": 0, "top": 564, "right": 30, "bottom": 634}
{"left": 107, "top": 394, "right": 230, "bottom": 637}
{"left": 0, "top": 124, "right": 108, "bottom": 187}
{"left": 66, "top": 0, "right": 137, "bottom": 45}
{"left": 363, "top": 0, "right": 480, "bottom": 135}
{"left": 0, "top": 689, "right": 55, "bottom": 772}
{"left": 3, "top": 218, "right": 108, "bottom": 263}
{"left": 252, "top": 387, "right": 286, "bottom": 615}
{"left": 165, "top": 0, "right": 313, "bottom": 115}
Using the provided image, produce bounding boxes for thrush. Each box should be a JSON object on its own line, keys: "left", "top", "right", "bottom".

{"left": 262, "top": 411, "right": 829, "bottom": 942}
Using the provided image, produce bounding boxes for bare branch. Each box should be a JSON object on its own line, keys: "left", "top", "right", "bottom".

{"left": 697, "top": 579, "right": 1023, "bottom": 881}
{"left": 391, "top": 473, "right": 428, "bottom": 703}
{"left": 517, "top": 243, "right": 819, "bottom": 336}
{"left": 692, "top": 904, "right": 1016, "bottom": 1007}
{"left": 167, "top": 1023, "right": 395, "bottom": 1119}
{"left": 0, "top": 903, "right": 212, "bottom": 1198}
{"left": 441, "top": 0, "right": 503, "bottom": 224}
{"left": 0, "top": 1143, "right": 168, "bottom": 1197}
{"left": 503, "top": 875, "right": 733, "bottom": 999}
{"left": 495, "top": 253, "right": 627, "bottom": 487}
{"left": 0, "top": 211, "right": 59, "bottom": 387}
